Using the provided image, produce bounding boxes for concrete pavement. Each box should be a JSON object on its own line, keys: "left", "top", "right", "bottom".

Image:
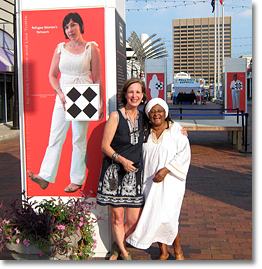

{"left": 0, "top": 122, "right": 19, "bottom": 141}
{"left": 0, "top": 100, "right": 252, "bottom": 260}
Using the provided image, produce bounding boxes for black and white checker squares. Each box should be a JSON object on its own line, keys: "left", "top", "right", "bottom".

{"left": 155, "top": 82, "right": 163, "bottom": 90}
{"left": 65, "top": 84, "right": 100, "bottom": 121}
{"left": 235, "top": 82, "right": 243, "bottom": 91}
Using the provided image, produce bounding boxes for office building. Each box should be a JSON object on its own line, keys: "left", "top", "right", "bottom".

{"left": 172, "top": 17, "right": 231, "bottom": 85}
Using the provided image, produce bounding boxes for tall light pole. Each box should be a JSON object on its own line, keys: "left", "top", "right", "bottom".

{"left": 12, "top": 0, "right": 19, "bottom": 129}
{"left": 222, "top": 0, "right": 224, "bottom": 73}
{"left": 214, "top": 0, "right": 217, "bottom": 99}
{"left": 217, "top": 0, "right": 220, "bottom": 99}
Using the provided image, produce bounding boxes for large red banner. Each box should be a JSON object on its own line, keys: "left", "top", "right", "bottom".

{"left": 22, "top": 8, "right": 106, "bottom": 197}
{"left": 146, "top": 73, "right": 165, "bottom": 101}
{"left": 226, "top": 72, "right": 246, "bottom": 112}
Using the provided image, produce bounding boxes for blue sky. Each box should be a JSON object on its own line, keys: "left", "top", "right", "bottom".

{"left": 125, "top": 0, "right": 252, "bottom": 83}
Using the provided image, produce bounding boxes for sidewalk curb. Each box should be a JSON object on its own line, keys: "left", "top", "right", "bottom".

{"left": 0, "top": 124, "right": 20, "bottom": 141}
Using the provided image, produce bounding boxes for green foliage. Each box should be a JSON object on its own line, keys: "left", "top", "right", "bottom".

{"left": 0, "top": 191, "right": 102, "bottom": 260}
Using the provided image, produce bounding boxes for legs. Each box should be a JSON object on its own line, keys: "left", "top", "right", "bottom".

{"left": 70, "top": 121, "right": 89, "bottom": 185}
{"left": 125, "top": 207, "right": 143, "bottom": 239}
{"left": 30, "top": 97, "right": 89, "bottom": 190}
{"left": 158, "top": 242, "right": 169, "bottom": 260}
{"left": 27, "top": 171, "right": 49, "bottom": 190}
{"left": 157, "top": 232, "right": 184, "bottom": 260}
{"left": 172, "top": 231, "right": 185, "bottom": 260}
{"left": 30, "top": 100, "right": 69, "bottom": 188}
{"left": 38, "top": 100, "right": 70, "bottom": 183}
{"left": 64, "top": 121, "right": 89, "bottom": 192}
{"left": 109, "top": 206, "right": 128, "bottom": 260}
{"left": 236, "top": 90, "right": 241, "bottom": 110}
{"left": 232, "top": 90, "right": 238, "bottom": 110}
{"left": 109, "top": 206, "right": 142, "bottom": 260}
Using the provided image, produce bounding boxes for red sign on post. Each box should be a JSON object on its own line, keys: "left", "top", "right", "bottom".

{"left": 21, "top": 8, "right": 106, "bottom": 197}
{"left": 146, "top": 73, "right": 165, "bottom": 101}
{"left": 226, "top": 72, "right": 246, "bottom": 112}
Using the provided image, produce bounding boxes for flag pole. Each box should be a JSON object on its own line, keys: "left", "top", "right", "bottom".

{"left": 222, "top": 0, "right": 225, "bottom": 74}
{"left": 217, "top": 0, "right": 220, "bottom": 100}
{"left": 214, "top": 0, "right": 217, "bottom": 100}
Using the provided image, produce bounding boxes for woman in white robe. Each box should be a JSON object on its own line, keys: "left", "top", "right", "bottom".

{"left": 126, "top": 98, "right": 191, "bottom": 260}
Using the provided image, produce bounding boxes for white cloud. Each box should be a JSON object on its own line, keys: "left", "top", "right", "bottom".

{"left": 238, "top": 8, "right": 252, "bottom": 18}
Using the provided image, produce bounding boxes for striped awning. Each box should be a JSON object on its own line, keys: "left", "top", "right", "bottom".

{"left": 0, "top": 47, "right": 14, "bottom": 72}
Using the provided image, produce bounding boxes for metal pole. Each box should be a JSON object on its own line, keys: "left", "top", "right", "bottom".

{"left": 249, "top": 72, "right": 252, "bottom": 99}
{"left": 241, "top": 110, "right": 244, "bottom": 145}
{"left": 214, "top": 0, "right": 217, "bottom": 100}
{"left": 4, "top": 74, "right": 7, "bottom": 123}
{"left": 217, "top": 0, "right": 220, "bottom": 100}
{"left": 239, "top": 113, "right": 252, "bottom": 154}
{"left": 12, "top": 0, "right": 19, "bottom": 130}
{"left": 222, "top": 0, "right": 225, "bottom": 73}
{"left": 244, "top": 113, "right": 248, "bottom": 151}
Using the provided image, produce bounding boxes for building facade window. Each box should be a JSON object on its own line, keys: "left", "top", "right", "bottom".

{"left": 172, "top": 16, "right": 232, "bottom": 85}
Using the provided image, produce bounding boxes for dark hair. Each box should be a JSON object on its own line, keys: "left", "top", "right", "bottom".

{"left": 118, "top": 78, "right": 147, "bottom": 107}
{"left": 62, "top": 12, "right": 84, "bottom": 39}
{"left": 142, "top": 104, "right": 172, "bottom": 143}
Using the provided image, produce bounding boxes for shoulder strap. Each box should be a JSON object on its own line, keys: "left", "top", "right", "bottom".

{"left": 56, "top": 42, "right": 65, "bottom": 54}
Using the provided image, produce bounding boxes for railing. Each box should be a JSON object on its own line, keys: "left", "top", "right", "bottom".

{"left": 170, "top": 108, "right": 250, "bottom": 153}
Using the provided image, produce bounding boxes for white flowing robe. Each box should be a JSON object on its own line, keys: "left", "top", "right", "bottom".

{"left": 126, "top": 122, "right": 191, "bottom": 249}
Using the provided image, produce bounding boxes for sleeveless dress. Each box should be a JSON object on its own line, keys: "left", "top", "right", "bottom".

{"left": 96, "top": 109, "right": 144, "bottom": 208}
{"left": 38, "top": 41, "right": 98, "bottom": 184}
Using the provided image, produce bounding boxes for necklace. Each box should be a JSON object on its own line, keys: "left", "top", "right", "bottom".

{"left": 124, "top": 108, "right": 140, "bottom": 145}
{"left": 125, "top": 108, "right": 138, "bottom": 121}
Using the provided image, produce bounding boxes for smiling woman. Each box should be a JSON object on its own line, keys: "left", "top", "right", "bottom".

{"left": 96, "top": 78, "right": 147, "bottom": 260}
{"left": 127, "top": 98, "right": 191, "bottom": 260}
{"left": 148, "top": 105, "right": 166, "bottom": 135}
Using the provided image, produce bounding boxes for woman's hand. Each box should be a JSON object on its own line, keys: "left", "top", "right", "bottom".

{"left": 57, "top": 90, "right": 67, "bottom": 111}
{"left": 118, "top": 155, "right": 136, "bottom": 173}
{"left": 181, "top": 126, "right": 188, "bottom": 137}
{"left": 98, "top": 103, "right": 104, "bottom": 121}
{"left": 152, "top": 167, "right": 170, "bottom": 183}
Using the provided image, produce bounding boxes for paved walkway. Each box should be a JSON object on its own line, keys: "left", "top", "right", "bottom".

{"left": 0, "top": 122, "right": 19, "bottom": 141}
{"left": 0, "top": 100, "right": 252, "bottom": 261}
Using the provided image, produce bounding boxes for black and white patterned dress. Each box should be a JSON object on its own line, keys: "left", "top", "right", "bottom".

{"left": 96, "top": 109, "right": 144, "bottom": 208}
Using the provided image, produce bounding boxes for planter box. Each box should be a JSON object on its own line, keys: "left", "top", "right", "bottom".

{"left": 5, "top": 231, "right": 81, "bottom": 260}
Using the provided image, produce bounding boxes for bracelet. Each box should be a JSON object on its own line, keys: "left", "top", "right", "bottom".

{"left": 54, "top": 87, "right": 60, "bottom": 93}
{"left": 112, "top": 152, "right": 119, "bottom": 162}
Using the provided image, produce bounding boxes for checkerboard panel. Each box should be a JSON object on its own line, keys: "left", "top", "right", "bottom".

{"left": 64, "top": 84, "right": 100, "bottom": 121}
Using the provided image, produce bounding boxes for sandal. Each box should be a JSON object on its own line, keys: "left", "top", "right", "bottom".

{"left": 175, "top": 252, "right": 185, "bottom": 260}
{"left": 109, "top": 241, "right": 120, "bottom": 260}
{"left": 64, "top": 183, "right": 82, "bottom": 193}
{"left": 158, "top": 253, "right": 169, "bottom": 260}
{"left": 122, "top": 253, "right": 132, "bottom": 260}
{"left": 27, "top": 170, "right": 49, "bottom": 190}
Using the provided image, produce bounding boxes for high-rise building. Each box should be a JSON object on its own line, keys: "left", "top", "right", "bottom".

{"left": 172, "top": 17, "right": 231, "bottom": 85}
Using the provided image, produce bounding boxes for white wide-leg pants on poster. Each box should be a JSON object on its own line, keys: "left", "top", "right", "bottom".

{"left": 39, "top": 97, "right": 89, "bottom": 185}
{"left": 232, "top": 90, "right": 240, "bottom": 109}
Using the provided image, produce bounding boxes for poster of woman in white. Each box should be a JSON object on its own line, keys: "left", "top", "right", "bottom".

{"left": 21, "top": 7, "right": 106, "bottom": 197}
{"left": 227, "top": 72, "right": 246, "bottom": 112}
